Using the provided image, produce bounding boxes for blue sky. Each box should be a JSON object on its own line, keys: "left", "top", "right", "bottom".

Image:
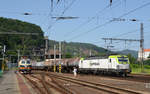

{"left": 0, "top": 0, "right": 150, "bottom": 51}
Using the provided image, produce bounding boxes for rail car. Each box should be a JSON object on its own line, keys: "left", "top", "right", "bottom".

{"left": 32, "top": 55, "right": 131, "bottom": 76}
{"left": 44, "top": 58, "right": 80, "bottom": 72}
{"left": 18, "top": 58, "right": 32, "bottom": 74}
{"left": 32, "top": 61, "right": 45, "bottom": 70}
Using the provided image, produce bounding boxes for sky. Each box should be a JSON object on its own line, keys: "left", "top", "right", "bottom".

{"left": 0, "top": 0, "right": 150, "bottom": 51}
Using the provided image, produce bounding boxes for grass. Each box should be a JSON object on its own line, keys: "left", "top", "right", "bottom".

{"left": 131, "top": 64, "right": 150, "bottom": 74}
{"left": 131, "top": 68, "right": 150, "bottom": 74}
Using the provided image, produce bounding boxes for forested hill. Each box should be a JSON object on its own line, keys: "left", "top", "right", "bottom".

{"left": 48, "top": 40, "right": 108, "bottom": 57}
{"left": 0, "top": 17, "right": 44, "bottom": 56}
{"left": 0, "top": 17, "right": 108, "bottom": 60}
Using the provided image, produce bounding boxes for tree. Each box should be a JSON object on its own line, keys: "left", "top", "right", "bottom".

{"left": 127, "top": 53, "right": 136, "bottom": 64}
{"left": 64, "top": 53, "right": 73, "bottom": 58}
{"left": 0, "top": 17, "right": 44, "bottom": 61}
{"left": 148, "top": 54, "right": 150, "bottom": 58}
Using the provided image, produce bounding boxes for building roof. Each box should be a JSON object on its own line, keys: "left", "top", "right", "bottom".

{"left": 144, "top": 49, "right": 150, "bottom": 52}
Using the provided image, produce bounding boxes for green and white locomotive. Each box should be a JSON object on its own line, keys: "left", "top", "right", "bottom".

{"left": 79, "top": 55, "right": 131, "bottom": 76}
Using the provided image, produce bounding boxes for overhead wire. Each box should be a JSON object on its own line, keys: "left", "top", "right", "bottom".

{"left": 44, "top": 0, "right": 77, "bottom": 40}
{"left": 44, "top": 0, "right": 62, "bottom": 36}
{"left": 46, "top": 0, "right": 77, "bottom": 31}
{"left": 63, "top": 0, "right": 120, "bottom": 38}
{"left": 67, "top": 1, "right": 150, "bottom": 41}
{"left": 113, "top": 24, "right": 150, "bottom": 38}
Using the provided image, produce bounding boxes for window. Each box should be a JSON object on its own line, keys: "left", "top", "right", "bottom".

{"left": 21, "top": 61, "right": 25, "bottom": 64}
{"left": 118, "top": 57, "right": 129, "bottom": 64}
{"left": 26, "top": 60, "right": 30, "bottom": 64}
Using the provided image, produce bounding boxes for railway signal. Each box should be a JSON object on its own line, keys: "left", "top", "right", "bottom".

{"left": 59, "top": 64, "right": 61, "bottom": 73}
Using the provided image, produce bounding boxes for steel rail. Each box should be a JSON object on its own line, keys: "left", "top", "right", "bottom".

{"left": 51, "top": 77, "right": 75, "bottom": 94}
{"left": 30, "top": 74, "right": 74, "bottom": 94}
{"left": 22, "top": 74, "right": 46, "bottom": 94}
{"left": 47, "top": 73, "right": 144, "bottom": 94}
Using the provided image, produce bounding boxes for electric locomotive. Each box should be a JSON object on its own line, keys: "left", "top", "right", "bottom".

{"left": 18, "top": 58, "right": 32, "bottom": 73}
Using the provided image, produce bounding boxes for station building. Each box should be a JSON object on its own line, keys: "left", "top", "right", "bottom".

{"left": 45, "top": 49, "right": 61, "bottom": 59}
{"left": 138, "top": 49, "right": 150, "bottom": 60}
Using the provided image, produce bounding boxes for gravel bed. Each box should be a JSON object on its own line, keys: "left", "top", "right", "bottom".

{"left": 51, "top": 72, "right": 150, "bottom": 93}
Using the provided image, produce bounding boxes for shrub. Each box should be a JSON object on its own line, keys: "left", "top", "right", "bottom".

{"left": 130, "top": 64, "right": 140, "bottom": 68}
{"left": 144, "top": 65, "right": 150, "bottom": 69}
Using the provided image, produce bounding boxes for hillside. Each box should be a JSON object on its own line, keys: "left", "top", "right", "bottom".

{"left": 48, "top": 40, "right": 108, "bottom": 58}
{"left": 116, "top": 49, "right": 138, "bottom": 58}
{"left": 0, "top": 17, "right": 110, "bottom": 60}
{"left": 0, "top": 17, "right": 44, "bottom": 58}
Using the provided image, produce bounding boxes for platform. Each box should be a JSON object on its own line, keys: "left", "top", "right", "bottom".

{"left": 0, "top": 71, "right": 35, "bottom": 94}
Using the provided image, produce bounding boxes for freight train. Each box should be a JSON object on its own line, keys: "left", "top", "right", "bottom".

{"left": 32, "top": 55, "right": 131, "bottom": 76}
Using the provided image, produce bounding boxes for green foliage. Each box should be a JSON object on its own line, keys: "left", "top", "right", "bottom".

{"left": 127, "top": 53, "right": 136, "bottom": 64}
{"left": 117, "top": 49, "right": 138, "bottom": 58}
{"left": 144, "top": 59, "right": 150, "bottom": 65}
{"left": 148, "top": 54, "right": 150, "bottom": 58}
{"left": 48, "top": 40, "right": 108, "bottom": 57}
{"left": 64, "top": 53, "right": 73, "bottom": 58}
{"left": 0, "top": 17, "right": 44, "bottom": 59}
{"left": 130, "top": 64, "right": 150, "bottom": 74}
{"left": 144, "top": 65, "right": 150, "bottom": 69}
{"left": 130, "top": 64, "right": 140, "bottom": 68}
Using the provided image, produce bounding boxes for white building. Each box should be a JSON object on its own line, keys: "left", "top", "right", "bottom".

{"left": 138, "top": 49, "right": 150, "bottom": 60}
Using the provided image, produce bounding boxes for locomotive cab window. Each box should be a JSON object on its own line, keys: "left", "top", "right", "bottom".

{"left": 21, "top": 61, "right": 25, "bottom": 64}
{"left": 26, "top": 60, "right": 30, "bottom": 64}
{"left": 118, "top": 57, "right": 129, "bottom": 64}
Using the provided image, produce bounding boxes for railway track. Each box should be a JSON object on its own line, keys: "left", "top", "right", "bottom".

{"left": 47, "top": 73, "right": 148, "bottom": 94}
{"left": 32, "top": 70, "right": 150, "bottom": 83}
{"left": 23, "top": 73, "right": 76, "bottom": 94}
{"left": 30, "top": 71, "right": 150, "bottom": 93}
{"left": 22, "top": 74, "right": 48, "bottom": 94}
{"left": 79, "top": 73, "right": 150, "bottom": 83}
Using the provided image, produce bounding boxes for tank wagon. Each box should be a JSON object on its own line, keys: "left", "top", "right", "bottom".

{"left": 18, "top": 58, "right": 32, "bottom": 73}
{"left": 32, "top": 61, "right": 44, "bottom": 70}
{"left": 44, "top": 58, "right": 80, "bottom": 72}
